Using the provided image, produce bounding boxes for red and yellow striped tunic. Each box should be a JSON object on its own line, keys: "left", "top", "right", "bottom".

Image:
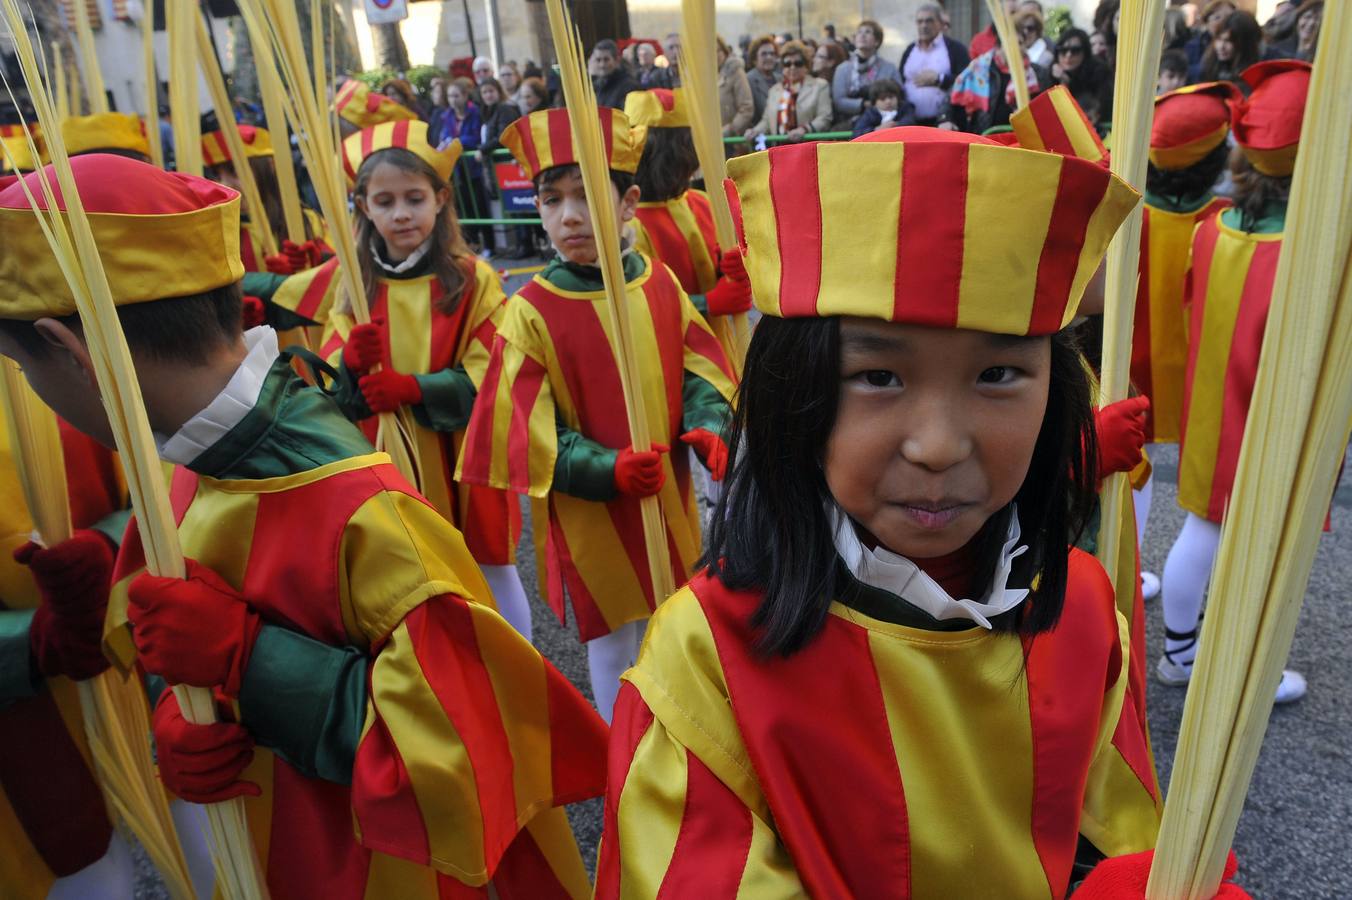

{"left": 1130, "top": 197, "right": 1230, "bottom": 443}
{"left": 0, "top": 425, "right": 126, "bottom": 899}
{"left": 1178, "top": 213, "right": 1282, "bottom": 523}
{"left": 632, "top": 190, "right": 720, "bottom": 296}
{"left": 597, "top": 552, "right": 1161, "bottom": 898}
{"left": 319, "top": 258, "right": 521, "bottom": 565}
{"left": 459, "top": 257, "right": 736, "bottom": 641}
{"left": 105, "top": 420, "right": 606, "bottom": 896}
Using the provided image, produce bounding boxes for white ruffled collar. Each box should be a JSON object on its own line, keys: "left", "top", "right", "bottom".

{"left": 372, "top": 235, "right": 434, "bottom": 274}
{"left": 830, "top": 505, "right": 1030, "bottom": 629}
{"left": 156, "top": 327, "right": 279, "bottom": 465}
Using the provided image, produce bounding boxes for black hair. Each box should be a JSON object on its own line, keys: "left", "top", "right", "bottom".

{"left": 0, "top": 283, "right": 244, "bottom": 364}
{"left": 1146, "top": 140, "right": 1229, "bottom": 204}
{"left": 1159, "top": 48, "right": 1189, "bottom": 78}
{"left": 535, "top": 163, "right": 636, "bottom": 197}
{"left": 1229, "top": 149, "right": 1291, "bottom": 231}
{"left": 634, "top": 127, "right": 699, "bottom": 202}
{"left": 868, "top": 78, "right": 903, "bottom": 102}
{"left": 703, "top": 317, "right": 1098, "bottom": 657}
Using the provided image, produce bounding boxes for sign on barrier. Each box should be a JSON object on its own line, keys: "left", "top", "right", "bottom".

{"left": 495, "top": 161, "right": 536, "bottom": 213}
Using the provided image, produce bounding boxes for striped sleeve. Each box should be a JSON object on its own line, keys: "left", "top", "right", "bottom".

{"left": 679, "top": 292, "right": 738, "bottom": 402}
{"left": 456, "top": 306, "right": 558, "bottom": 498}
{"left": 595, "top": 681, "right": 804, "bottom": 899}
{"left": 270, "top": 256, "right": 342, "bottom": 326}
{"left": 461, "top": 260, "right": 509, "bottom": 387}
{"left": 351, "top": 592, "right": 607, "bottom": 887}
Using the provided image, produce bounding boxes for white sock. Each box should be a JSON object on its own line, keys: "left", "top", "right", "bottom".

{"left": 481, "top": 565, "right": 533, "bottom": 642}
{"left": 170, "top": 798, "right": 217, "bottom": 900}
{"left": 586, "top": 619, "right": 649, "bottom": 724}
{"left": 1133, "top": 468, "right": 1154, "bottom": 548}
{"left": 45, "top": 829, "right": 134, "bottom": 900}
{"left": 1161, "top": 512, "right": 1222, "bottom": 661}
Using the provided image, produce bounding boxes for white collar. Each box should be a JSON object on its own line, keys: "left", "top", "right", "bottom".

{"left": 156, "top": 327, "right": 279, "bottom": 465}
{"left": 830, "top": 505, "right": 1030, "bottom": 629}
{"left": 372, "top": 235, "right": 434, "bottom": 274}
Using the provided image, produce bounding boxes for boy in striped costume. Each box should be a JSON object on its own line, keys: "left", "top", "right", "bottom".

{"left": 458, "top": 107, "right": 737, "bottom": 722}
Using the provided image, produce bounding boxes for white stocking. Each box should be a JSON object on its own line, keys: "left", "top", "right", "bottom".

{"left": 481, "top": 565, "right": 533, "bottom": 642}
{"left": 1161, "top": 512, "right": 1222, "bottom": 661}
{"left": 46, "top": 829, "right": 133, "bottom": 900}
{"left": 586, "top": 619, "right": 648, "bottom": 724}
{"left": 170, "top": 798, "right": 217, "bottom": 900}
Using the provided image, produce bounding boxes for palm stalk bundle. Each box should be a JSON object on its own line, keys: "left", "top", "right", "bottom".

{"left": 0, "top": 2, "right": 267, "bottom": 895}
{"left": 543, "top": 0, "right": 676, "bottom": 600}
{"left": 141, "top": 4, "right": 164, "bottom": 168}
{"left": 1147, "top": 14, "right": 1352, "bottom": 899}
{"left": 983, "top": 0, "right": 1030, "bottom": 109}
{"left": 72, "top": 0, "right": 107, "bottom": 113}
{"left": 166, "top": 0, "right": 202, "bottom": 176}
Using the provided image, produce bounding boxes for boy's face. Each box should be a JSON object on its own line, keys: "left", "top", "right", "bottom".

{"left": 823, "top": 318, "right": 1050, "bottom": 560}
{"left": 876, "top": 94, "right": 899, "bottom": 112}
{"left": 0, "top": 322, "right": 116, "bottom": 447}
{"left": 1157, "top": 68, "right": 1186, "bottom": 94}
{"left": 535, "top": 168, "right": 641, "bottom": 266}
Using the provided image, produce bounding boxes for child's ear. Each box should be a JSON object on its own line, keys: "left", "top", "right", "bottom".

{"left": 617, "top": 184, "right": 642, "bottom": 223}
{"left": 33, "top": 318, "right": 99, "bottom": 390}
{"left": 435, "top": 186, "right": 452, "bottom": 212}
{"left": 353, "top": 194, "right": 369, "bottom": 218}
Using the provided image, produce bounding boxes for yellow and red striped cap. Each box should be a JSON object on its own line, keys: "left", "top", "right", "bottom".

{"left": 623, "top": 88, "right": 690, "bottom": 129}
{"left": 725, "top": 128, "right": 1139, "bottom": 336}
{"left": 1009, "top": 86, "right": 1108, "bottom": 167}
{"left": 1233, "top": 60, "right": 1311, "bottom": 177}
{"left": 500, "top": 107, "right": 644, "bottom": 182}
{"left": 341, "top": 120, "right": 462, "bottom": 187}
{"left": 333, "top": 78, "right": 419, "bottom": 129}
{"left": 200, "top": 124, "right": 274, "bottom": 169}
{"left": 60, "top": 113, "right": 149, "bottom": 158}
{"left": 1149, "top": 82, "right": 1240, "bottom": 171}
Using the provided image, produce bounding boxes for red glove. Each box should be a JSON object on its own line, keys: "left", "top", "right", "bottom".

{"left": 16, "top": 531, "right": 115, "bottom": 681}
{"left": 1077, "top": 849, "right": 1250, "bottom": 898}
{"left": 127, "top": 559, "right": 262, "bottom": 696}
{"left": 680, "top": 429, "right": 730, "bottom": 481}
{"left": 703, "top": 273, "right": 754, "bottom": 317}
{"left": 717, "top": 245, "right": 747, "bottom": 282}
{"left": 613, "top": 444, "right": 669, "bottom": 497}
{"left": 264, "top": 239, "right": 323, "bottom": 276}
{"left": 241, "top": 295, "right": 266, "bottom": 330}
{"left": 1095, "top": 395, "right": 1150, "bottom": 480}
{"left": 151, "top": 691, "right": 260, "bottom": 804}
{"left": 343, "top": 322, "right": 385, "bottom": 373}
{"left": 359, "top": 370, "right": 422, "bottom": 413}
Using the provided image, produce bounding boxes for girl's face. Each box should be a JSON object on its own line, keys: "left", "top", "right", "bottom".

{"left": 1214, "top": 31, "right": 1234, "bottom": 61}
{"left": 1090, "top": 31, "right": 1108, "bottom": 57}
{"left": 813, "top": 46, "right": 832, "bottom": 74}
{"left": 824, "top": 318, "right": 1050, "bottom": 559}
{"left": 1297, "top": 8, "right": 1320, "bottom": 46}
{"left": 521, "top": 88, "right": 544, "bottom": 113}
{"left": 356, "top": 162, "right": 448, "bottom": 260}
{"left": 448, "top": 85, "right": 467, "bottom": 111}
{"left": 1206, "top": 3, "right": 1235, "bottom": 36}
{"left": 430, "top": 80, "right": 445, "bottom": 106}
{"left": 479, "top": 83, "right": 500, "bottom": 105}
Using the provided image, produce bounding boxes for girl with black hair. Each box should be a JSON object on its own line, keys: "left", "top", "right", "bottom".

{"left": 596, "top": 127, "right": 1161, "bottom": 896}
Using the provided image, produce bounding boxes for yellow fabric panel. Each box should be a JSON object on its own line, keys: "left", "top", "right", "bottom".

{"left": 367, "top": 615, "right": 486, "bottom": 882}
{"left": 727, "top": 152, "right": 782, "bottom": 316}
{"left": 549, "top": 493, "right": 652, "bottom": 633}
{"left": 631, "top": 218, "right": 656, "bottom": 267}
{"left": 462, "top": 259, "right": 508, "bottom": 385}
{"left": 363, "top": 846, "right": 440, "bottom": 900}
{"left": 1049, "top": 88, "right": 1105, "bottom": 163}
{"left": 466, "top": 601, "right": 553, "bottom": 816}
{"left": 177, "top": 482, "right": 260, "bottom": 591}
{"left": 668, "top": 193, "right": 719, "bottom": 293}
{"left": 623, "top": 587, "right": 767, "bottom": 817}
{"left": 1064, "top": 173, "right": 1145, "bottom": 329}
{"left": 530, "top": 114, "right": 556, "bottom": 173}
{"left": 614, "top": 712, "right": 687, "bottom": 900}
{"left": 680, "top": 295, "right": 738, "bottom": 406}
{"left": 959, "top": 146, "right": 1060, "bottom": 334}
{"left": 861, "top": 612, "right": 1049, "bottom": 898}
{"left": 271, "top": 258, "right": 339, "bottom": 323}
{"left": 1177, "top": 229, "right": 1258, "bottom": 518}
{"left": 1143, "top": 204, "right": 1218, "bottom": 442}
{"left": 817, "top": 142, "right": 903, "bottom": 320}
{"left": 521, "top": 805, "right": 592, "bottom": 899}
{"left": 340, "top": 488, "right": 491, "bottom": 644}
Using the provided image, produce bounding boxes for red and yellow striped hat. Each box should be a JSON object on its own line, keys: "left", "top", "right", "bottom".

{"left": 200, "top": 124, "right": 274, "bottom": 169}
{"left": 1009, "top": 86, "right": 1108, "bottom": 167}
{"left": 1233, "top": 60, "right": 1311, "bottom": 177}
{"left": 333, "top": 78, "right": 419, "bottom": 129}
{"left": 341, "top": 120, "right": 463, "bottom": 188}
{"left": 623, "top": 88, "right": 690, "bottom": 129}
{"left": 0, "top": 155, "right": 243, "bottom": 319}
{"left": 500, "top": 107, "right": 644, "bottom": 182}
{"left": 0, "top": 124, "right": 42, "bottom": 173}
{"left": 1149, "top": 82, "right": 1241, "bottom": 170}
{"left": 61, "top": 113, "right": 149, "bottom": 158}
{"left": 725, "top": 128, "right": 1139, "bottom": 335}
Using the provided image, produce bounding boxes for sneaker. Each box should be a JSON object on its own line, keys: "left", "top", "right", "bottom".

{"left": 1141, "top": 572, "right": 1161, "bottom": 600}
{"left": 1275, "top": 669, "right": 1307, "bottom": 704}
{"left": 1156, "top": 653, "right": 1193, "bottom": 685}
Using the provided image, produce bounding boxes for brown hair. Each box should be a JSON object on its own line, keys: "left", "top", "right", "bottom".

{"left": 207, "top": 155, "right": 318, "bottom": 251}
{"left": 380, "top": 78, "right": 419, "bottom": 111}
{"left": 352, "top": 148, "right": 474, "bottom": 315}
{"left": 1229, "top": 149, "right": 1291, "bottom": 230}
{"left": 779, "top": 40, "right": 811, "bottom": 64}
{"left": 748, "top": 34, "right": 778, "bottom": 63}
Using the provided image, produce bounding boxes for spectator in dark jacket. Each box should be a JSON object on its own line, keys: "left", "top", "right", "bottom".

{"left": 1184, "top": 0, "right": 1236, "bottom": 75}
{"left": 1193, "top": 10, "right": 1263, "bottom": 87}
{"left": 899, "top": 2, "right": 970, "bottom": 125}
{"left": 851, "top": 79, "right": 916, "bottom": 136}
{"left": 831, "top": 19, "right": 901, "bottom": 120}
{"left": 746, "top": 34, "right": 781, "bottom": 124}
{"left": 590, "top": 39, "right": 639, "bottom": 108}
{"left": 476, "top": 78, "right": 521, "bottom": 159}
{"left": 1051, "top": 28, "right": 1113, "bottom": 125}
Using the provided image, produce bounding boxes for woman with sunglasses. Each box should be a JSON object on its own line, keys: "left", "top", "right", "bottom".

{"left": 745, "top": 41, "right": 834, "bottom": 143}
{"left": 1052, "top": 27, "right": 1114, "bottom": 126}
{"left": 1015, "top": 7, "right": 1054, "bottom": 68}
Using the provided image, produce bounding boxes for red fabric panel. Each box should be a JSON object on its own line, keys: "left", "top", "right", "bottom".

{"left": 543, "top": 504, "right": 583, "bottom": 628}
{"left": 0, "top": 690, "right": 111, "bottom": 875}
{"left": 896, "top": 140, "right": 966, "bottom": 327}
{"left": 1208, "top": 239, "right": 1280, "bottom": 520}
{"left": 1029, "top": 161, "right": 1109, "bottom": 334}
{"left": 513, "top": 114, "right": 541, "bottom": 179}
{"left": 59, "top": 420, "right": 123, "bottom": 530}
{"left": 599, "top": 109, "right": 616, "bottom": 166}
{"left": 352, "top": 713, "right": 433, "bottom": 867}
{"left": 642, "top": 273, "right": 686, "bottom": 437}
{"left": 360, "top": 127, "right": 376, "bottom": 169}
{"left": 595, "top": 681, "right": 654, "bottom": 899}
{"left": 604, "top": 496, "right": 658, "bottom": 613}
{"left": 210, "top": 130, "right": 230, "bottom": 162}
{"left": 240, "top": 227, "right": 260, "bottom": 273}
{"left": 656, "top": 751, "right": 754, "bottom": 898}
{"left": 505, "top": 354, "right": 547, "bottom": 494}
{"left": 1023, "top": 550, "right": 1122, "bottom": 897}
{"left": 488, "top": 821, "right": 573, "bottom": 900}
{"left": 1130, "top": 208, "right": 1155, "bottom": 438}
{"left": 547, "top": 659, "right": 609, "bottom": 805}
{"left": 768, "top": 145, "right": 823, "bottom": 317}
{"left": 694, "top": 574, "right": 912, "bottom": 897}
{"left": 682, "top": 320, "right": 736, "bottom": 383}
{"left": 268, "top": 756, "right": 371, "bottom": 900}
{"left": 548, "top": 112, "right": 574, "bottom": 171}
{"left": 687, "top": 192, "right": 719, "bottom": 257}
{"left": 391, "top": 119, "right": 411, "bottom": 152}
{"left": 1028, "top": 95, "right": 1073, "bottom": 156}
{"left": 296, "top": 258, "right": 341, "bottom": 321}
{"left": 1178, "top": 215, "right": 1222, "bottom": 456}
{"left": 462, "top": 335, "right": 509, "bottom": 486}
{"left": 636, "top": 207, "right": 697, "bottom": 292}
